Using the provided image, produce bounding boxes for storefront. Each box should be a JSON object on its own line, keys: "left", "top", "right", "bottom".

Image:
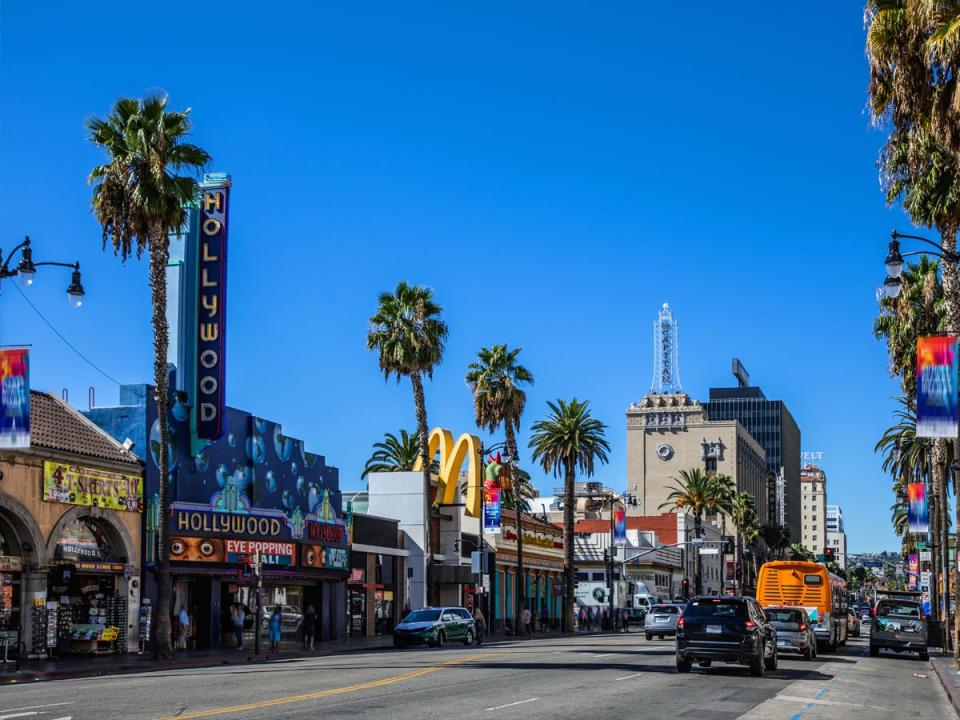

{"left": 492, "top": 509, "right": 564, "bottom": 631}
{"left": 346, "top": 513, "right": 405, "bottom": 636}
{"left": 0, "top": 390, "right": 143, "bottom": 658}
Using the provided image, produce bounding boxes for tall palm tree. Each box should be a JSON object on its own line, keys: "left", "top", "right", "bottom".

{"left": 367, "top": 281, "right": 448, "bottom": 605}
{"left": 529, "top": 399, "right": 609, "bottom": 633}
{"left": 466, "top": 344, "right": 534, "bottom": 625}
{"left": 658, "top": 469, "right": 729, "bottom": 595}
{"left": 87, "top": 95, "right": 210, "bottom": 659}
{"left": 362, "top": 430, "right": 421, "bottom": 478}
{"left": 760, "top": 524, "right": 792, "bottom": 561}
{"left": 730, "top": 491, "right": 757, "bottom": 591}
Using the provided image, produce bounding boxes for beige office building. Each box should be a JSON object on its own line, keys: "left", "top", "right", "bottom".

{"left": 626, "top": 393, "right": 769, "bottom": 527}
{"left": 801, "top": 465, "right": 827, "bottom": 554}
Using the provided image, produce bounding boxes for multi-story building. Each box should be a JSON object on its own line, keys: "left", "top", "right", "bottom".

{"left": 703, "top": 365, "right": 802, "bottom": 544}
{"left": 826, "top": 505, "right": 847, "bottom": 569}
{"left": 801, "top": 465, "right": 828, "bottom": 555}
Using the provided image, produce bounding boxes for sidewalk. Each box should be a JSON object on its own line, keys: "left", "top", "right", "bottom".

{"left": 930, "top": 651, "right": 960, "bottom": 718}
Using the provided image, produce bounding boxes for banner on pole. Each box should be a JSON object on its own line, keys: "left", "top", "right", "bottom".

{"left": 909, "top": 552, "right": 919, "bottom": 591}
{"left": 0, "top": 348, "right": 29, "bottom": 449}
{"left": 613, "top": 505, "right": 626, "bottom": 546}
{"left": 482, "top": 461, "right": 502, "bottom": 534}
{"left": 908, "top": 483, "right": 929, "bottom": 534}
{"left": 916, "top": 336, "right": 959, "bottom": 437}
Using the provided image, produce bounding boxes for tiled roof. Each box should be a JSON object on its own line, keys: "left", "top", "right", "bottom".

{"left": 28, "top": 391, "right": 141, "bottom": 468}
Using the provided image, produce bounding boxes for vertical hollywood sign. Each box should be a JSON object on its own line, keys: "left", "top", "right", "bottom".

{"left": 196, "top": 186, "right": 229, "bottom": 439}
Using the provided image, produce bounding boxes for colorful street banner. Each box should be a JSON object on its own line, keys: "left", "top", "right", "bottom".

{"left": 908, "top": 482, "right": 929, "bottom": 534}
{"left": 916, "top": 336, "right": 959, "bottom": 438}
{"left": 613, "top": 505, "right": 627, "bottom": 546}
{"left": 43, "top": 461, "right": 143, "bottom": 512}
{"left": 909, "top": 552, "right": 919, "bottom": 591}
{"left": 0, "top": 348, "right": 29, "bottom": 449}
{"left": 483, "top": 461, "right": 502, "bottom": 534}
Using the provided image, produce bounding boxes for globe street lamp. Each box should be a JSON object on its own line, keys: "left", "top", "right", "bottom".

{"left": 881, "top": 230, "right": 960, "bottom": 300}
{"left": 1, "top": 236, "right": 85, "bottom": 307}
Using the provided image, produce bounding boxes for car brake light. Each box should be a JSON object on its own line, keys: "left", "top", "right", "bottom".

{"left": 799, "top": 623, "right": 808, "bottom": 631}
{"left": 745, "top": 619, "right": 756, "bottom": 629}
{"left": 677, "top": 618, "right": 684, "bottom": 629}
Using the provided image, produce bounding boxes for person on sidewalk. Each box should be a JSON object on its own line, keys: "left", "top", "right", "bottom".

{"left": 522, "top": 605, "right": 532, "bottom": 639}
{"left": 177, "top": 606, "right": 190, "bottom": 651}
{"left": 303, "top": 604, "right": 316, "bottom": 651}
{"left": 230, "top": 603, "right": 245, "bottom": 649}
{"left": 473, "top": 606, "right": 486, "bottom": 645}
{"left": 269, "top": 606, "right": 283, "bottom": 653}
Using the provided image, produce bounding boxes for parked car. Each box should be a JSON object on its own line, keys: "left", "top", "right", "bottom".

{"left": 764, "top": 606, "right": 817, "bottom": 661}
{"left": 870, "top": 598, "right": 928, "bottom": 660}
{"left": 644, "top": 603, "right": 683, "bottom": 640}
{"left": 859, "top": 604, "right": 872, "bottom": 624}
{"left": 676, "top": 596, "right": 778, "bottom": 676}
{"left": 393, "top": 607, "right": 475, "bottom": 648}
{"left": 847, "top": 610, "right": 861, "bottom": 637}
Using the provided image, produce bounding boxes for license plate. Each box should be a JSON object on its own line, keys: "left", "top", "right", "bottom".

{"left": 655, "top": 616, "right": 665, "bottom": 622}
{"left": 887, "top": 622, "right": 900, "bottom": 631}
{"left": 706, "top": 625, "right": 722, "bottom": 634}
{"left": 904, "top": 626, "right": 916, "bottom": 633}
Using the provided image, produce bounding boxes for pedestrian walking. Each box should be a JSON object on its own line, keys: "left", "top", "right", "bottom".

{"left": 522, "top": 605, "right": 532, "bottom": 639}
{"left": 230, "top": 603, "right": 245, "bottom": 649}
{"left": 473, "top": 606, "right": 486, "bottom": 645}
{"left": 269, "top": 606, "right": 283, "bottom": 653}
{"left": 303, "top": 604, "right": 317, "bottom": 651}
{"left": 177, "top": 605, "right": 189, "bottom": 650}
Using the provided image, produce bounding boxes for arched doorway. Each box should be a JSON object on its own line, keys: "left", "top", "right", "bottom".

{"left": 0, "top": 494, "right": 46, "bottom": 647}
{"left": 46, "top": 508, "right": 138, "bottom": 654}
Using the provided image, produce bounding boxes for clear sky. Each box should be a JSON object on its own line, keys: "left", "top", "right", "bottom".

{"left": 0, "top": 2, "right": 915, "bottom": 552}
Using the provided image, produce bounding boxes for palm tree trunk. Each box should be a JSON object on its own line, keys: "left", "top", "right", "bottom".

{"left": 694, "top": 513, "right": 702, "bottom": 595}
{"left": 563, "top": 459, "right": 576, "bottom": 633}
{"left": 410, "top": 372, "right": 433, "bottom": 607}
{"left": 505, "top": 423, "right": 524, "bottom": 629}
{"left": 735, "top": 532, "right": 743, "bottom": 591}
{"left": 149, "top": 229, "right": 173, "bottom": 660}
{"left": 943, "top": 228, "right": 960, "bottom": 663}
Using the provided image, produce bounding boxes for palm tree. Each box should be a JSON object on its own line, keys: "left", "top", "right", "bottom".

{"left": 466, "top": 344, "right": 534, "bottom": 626}
{"left": 790, "top": 543, "right": 816, "bottom": 562}
{"left": 367, "top": 281, "right": 448, "bottom": 605}
{"left": 741, "top": 515, "right": 761, "bottom": 590}
{"left": 529, "top": 399, "right": 609, "bottom": 633}
{"left": 361, "top": 430, "right": 421, "bottom": 478}
{"left": 658, "top": 469, "right": 730, "bottom": 595}
{"left": 760, "top": 524, "right": 792, "bottom": 561}
{"left": 87, "top": 95, "right": 210, "bottom": 659}
{"left": 730, "top": 491, "right": 757, "bottom": 591}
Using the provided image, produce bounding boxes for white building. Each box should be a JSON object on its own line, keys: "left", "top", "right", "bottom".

{"left": 801, "top": 465, "right": 827, "bottom": 555}
{"left": 826, "top": 505, "right": 847, "bottom": 569}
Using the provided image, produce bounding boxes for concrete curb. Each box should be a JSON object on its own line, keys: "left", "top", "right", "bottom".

{"left": 931, "top": 657, "right": 960, "bottom": 718}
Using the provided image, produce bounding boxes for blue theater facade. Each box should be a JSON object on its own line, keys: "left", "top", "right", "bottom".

{"left": 86, "top": 173, "right": 349, "bottom": 649}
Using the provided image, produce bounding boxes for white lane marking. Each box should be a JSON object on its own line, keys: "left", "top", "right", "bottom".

{"left": 485, "top": 698, "right": 539, "bottom": 711}
{"left": 592, "top": 653, "right": 613, "bottom": 658}
{"left": 48, "top": 716, "right": 73, "bottom": 720}
{"left": 0, "top": 713, "right": 40, "bottom": 719}
{"left": 0, "top": 708, "right": 73, "bottom": 715}
{"left": 616, "top": 672, "right": 645, "bottom": 680}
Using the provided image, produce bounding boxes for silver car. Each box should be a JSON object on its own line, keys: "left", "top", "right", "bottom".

{"left": 644, "top": 603, "right": 683, "bottom": 640}
{"left": 765, "top": 606, "right": 817, "bottom": 661}
{"left": 870, "top": 599, "right": 928, "bottom": 660}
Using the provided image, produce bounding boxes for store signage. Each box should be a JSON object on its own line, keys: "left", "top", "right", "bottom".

{"left": 225, "top": 540, "right": 295, "bottom": 567}
{"left": 69, "top": 561, "right": 126, "bottom": 574}
{"left": 171, "top": 503, "right": 348, "bottom": 546}
{"left": 42, "top": 461, "right": 143, "bottom": 512}
{"left": 306, "top": 520, "right": 348, "bottom": 544}
{"left": 195, "top": 182, "right": 230, "bottom": 440}
{"left": 301, "top": 545, "right": 350, "bottom": 571}
{"left": 413, "top": 427, "right": 482, "bottom": 517}
{"left": 503, "top": 528, "right": 563, "bottom": 550}
{"left": 0, "top": 556, "right": 23, "bottom": 572}
{"left": 0, "top": 348, "right": 29, "bottom": 449}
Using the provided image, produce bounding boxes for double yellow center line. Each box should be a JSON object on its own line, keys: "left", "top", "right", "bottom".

{"left": 154, "top": 652, "right": 499, "bottom": 719}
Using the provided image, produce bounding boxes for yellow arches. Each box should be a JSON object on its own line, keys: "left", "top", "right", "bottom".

{"left": 412, "top": 427, "right": 483, "bottom": 517}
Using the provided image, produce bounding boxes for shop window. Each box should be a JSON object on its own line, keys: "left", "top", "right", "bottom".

{"left": 54, "top": 518, "right": 116, "bottom": 563}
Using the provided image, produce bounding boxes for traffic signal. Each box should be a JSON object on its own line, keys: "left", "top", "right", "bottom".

{"left": 681, "top": 578, "right": 690, "bottom": 600}
{"left": 721, "top": 535, "right": 735, "bottom": 555}
{"left": 824, "top": 547, "right": 836, "bottom": 563}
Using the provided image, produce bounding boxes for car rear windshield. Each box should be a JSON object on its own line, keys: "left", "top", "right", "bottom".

{"left": 765, "top": 609, "right": 803, "bottom": 623}
{"left": 651, "top": 605, "right": 679, "bottom": 614}
{"left": 683, "top": 599, "right": 746, "bottom": 619}
{"left": 877, "top": 602, "right": 921, "bottom": 618}
{"left": 403, "top": 610, "right": 441, "bottom": 622}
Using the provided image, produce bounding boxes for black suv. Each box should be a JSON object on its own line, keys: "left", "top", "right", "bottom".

{"left": 676, "top": 596, "right": 778, "bottom": 676}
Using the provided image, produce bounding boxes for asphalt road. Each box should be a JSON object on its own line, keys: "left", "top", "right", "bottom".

{"left": 0, "top": 629, "right": 953, "bottom": 720}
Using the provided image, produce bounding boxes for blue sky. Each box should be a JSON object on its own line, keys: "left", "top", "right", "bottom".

{"left": 0, "top": 2, "right": 912, "bottom": 552}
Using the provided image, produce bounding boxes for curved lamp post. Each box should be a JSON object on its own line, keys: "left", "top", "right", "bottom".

{"left": 1, "top": 236, "right": 85, "bottom": 307}
{"left": 882, "top": 230, "right": 960, "bottom": 300}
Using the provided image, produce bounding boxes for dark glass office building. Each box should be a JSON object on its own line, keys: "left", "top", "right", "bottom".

{"left": 704, "top": 386, "right": 801, "bottom": 543}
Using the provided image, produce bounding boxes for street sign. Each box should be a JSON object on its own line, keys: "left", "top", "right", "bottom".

{"left": 690, "top": 537, "right": 704, "bottom": 546}
{"left": 698, "top": 547, "right": 719, "bottom": 555}
{"left": 917, "top": 541, "right": 929, "bottom": 549}
{"left": 920, "top": 551, "right": 932, "bottom": 562}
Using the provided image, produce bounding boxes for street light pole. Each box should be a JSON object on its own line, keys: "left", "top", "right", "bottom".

{"left": 1, "top": 235, "right": 86, "bottom": 306}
